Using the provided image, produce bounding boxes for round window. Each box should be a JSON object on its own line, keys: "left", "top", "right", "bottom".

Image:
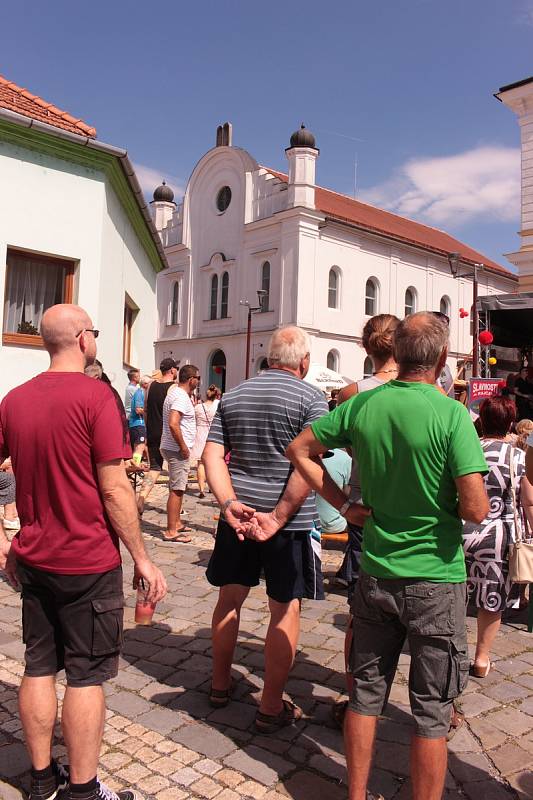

{"left": 216, "top": 186, "right": 232, "bottom": 213}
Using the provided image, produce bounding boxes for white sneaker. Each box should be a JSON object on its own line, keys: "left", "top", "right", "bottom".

{"left": 2, "top": 517, "right": 20, "bottom": 531}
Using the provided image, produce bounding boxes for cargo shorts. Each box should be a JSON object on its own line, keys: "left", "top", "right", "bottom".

{"left": 349, "top": 571, "right": 469, "bottom": 739}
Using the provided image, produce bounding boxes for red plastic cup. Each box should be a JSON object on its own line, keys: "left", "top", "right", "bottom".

{"left": 135, "top": 582, "right": 156, "bottom": 625}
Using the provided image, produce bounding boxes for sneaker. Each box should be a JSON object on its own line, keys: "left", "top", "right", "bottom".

{"left": 95, "top": 782, "right": 143, "bottom": 800}
{"left": 2, "top": 516, "right": 20, "bottom": 531}
{"left": 29, "top": 761, "right": 69, "bottom": 800}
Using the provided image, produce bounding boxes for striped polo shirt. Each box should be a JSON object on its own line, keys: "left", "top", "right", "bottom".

{"left": 207, "top": 368, "right": 328, "bottom": 533}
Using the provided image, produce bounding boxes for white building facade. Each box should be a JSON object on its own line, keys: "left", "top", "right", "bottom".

{"left": 0, "top": 77, "right": 167, "bottom": 398}
{"left": 153, "top": 125, "right": 516, "bottom": 391}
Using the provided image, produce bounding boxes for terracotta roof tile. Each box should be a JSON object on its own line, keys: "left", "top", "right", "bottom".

{"left": 265, "top": 167, "right": 513, "bottom": 278}
{"left": 0, "top": 75, "right": 96, "bottom": 138}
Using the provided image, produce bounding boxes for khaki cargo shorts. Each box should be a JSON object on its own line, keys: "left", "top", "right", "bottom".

{"left": 161, "top": 449, "right": 190, "bottom": 492}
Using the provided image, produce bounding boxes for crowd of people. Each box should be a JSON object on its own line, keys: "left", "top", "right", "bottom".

{"left": 0, "top": 302, "right": 532, "bottom": 800}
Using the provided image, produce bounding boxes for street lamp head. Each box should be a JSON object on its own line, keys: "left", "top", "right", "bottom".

{"left": 239, "top": 299, "right": 250, "bottom": 307}
{"left": 447, "top": 252, "right": 460, "bottom": 278}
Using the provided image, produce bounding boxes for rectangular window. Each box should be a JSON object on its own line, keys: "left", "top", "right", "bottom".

{"left": 123, "top": 300, "right": 135, "bottom": 366}
{"left": 3, "top": 249, "right": 74, "bottom": 346}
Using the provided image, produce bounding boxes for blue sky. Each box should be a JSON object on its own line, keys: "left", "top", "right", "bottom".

{"left": 3, "top": 0, "right": 533, "bottom": 266}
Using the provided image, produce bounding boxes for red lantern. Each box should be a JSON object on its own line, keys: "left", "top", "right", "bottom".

{"left": 459, "top": 307, "right": 465, "bottom": 315}
{"left": 478, "top": 331, "right": 494, "bottom": 346}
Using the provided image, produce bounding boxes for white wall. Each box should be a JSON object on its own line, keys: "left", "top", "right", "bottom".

{"left": 0, "top": 139, "right": 157, "bottom": 398}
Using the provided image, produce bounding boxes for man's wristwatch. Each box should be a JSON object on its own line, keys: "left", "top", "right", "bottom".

{"left": 339, "top": 499, "right": 352, "bottom": 516}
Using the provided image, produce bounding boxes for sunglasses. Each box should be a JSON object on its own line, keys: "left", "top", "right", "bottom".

{"left": 76, "top": 328, "right": 100, "bottom": 338}
{"left": 431, "top": 312, "right": 450, "bottom": 327}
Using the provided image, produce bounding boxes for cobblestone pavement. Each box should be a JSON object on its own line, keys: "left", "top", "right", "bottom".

{"left": 1, "top": 480, "right": 533, "bottom": 800}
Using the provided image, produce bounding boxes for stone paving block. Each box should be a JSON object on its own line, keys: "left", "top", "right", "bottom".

{"left": 110, "top": 670, "right": 153, "bottom": 691}
{"left": 224, "top": 745, "right": 292, "bottom": 786}
{"left": 195, "top": 757, "right": 222, "bottom": 776}
{"left": 448, "top": 751, "right": 495, "bottom": 783}
{"left": 170, "top": 766, "right": 202, "bottom": 786}
{"left": 462, "top": 779, "right": 519, "bottom": 800}
{"left": 167, "top": 668, "right": 211, "bottom": 689}
{"left": 492, "top": 658, "right": 532, "bottom": 677}
{"left": 283, "top": 770, "right": 345, "bottom": 800}
{"left": 308, "top": 752, "right": 347, "bottom": 782}
{"left": 115, "top": 762, "right": 151, "bottom": 783}
{"left": 129, "top": 659, "right": 175, "bottom": 681}
{"left": 191, "top": 775, "right": 222, "bottom": 798}
{"left": 237, "top": 779, "right": 268, "bottom": 797}
{"left": 100, "top": 751, "right": 132, "bottom": 771}
{"left": 216, "top": 767, "right": 245, "bottom": 788}
{"left": 171, "top": 722, "right": 236, "bottom": 759}
{"left": 135, "top": 706, "right": 186, "bottom": 734}
{"left": 485, "top": 707, "right": 533, "bottom": 736}
{"left": 155, "top": 788, "right": 188, "bottom": 800}
{"left": 136, "top": 774, "right": 171, "bottom": 794}
{"left": 0, "top": 744, "right": 30, "bottom": 778}
{"left": 373, "top": 740, "right": 410, "bottom": 776}
{"left": 482, "top": 680, "right": 531, "bottom": 703}
{"left": 447, "top": 724, "right": 482, "bottom": 754}
{"left": 216, "top": 789, "right": 240, "bottom": 800}
{"left": 507, "top": 769, "right": 533, "bottom": 800}
{"left": 299, "top": 723, "right": 344, "bottom": 754}
{"left": 518, "top": 696, "right": 533, "bottom": 716}
{"left": 515, "top": 674, "right": 533, "bottom": 691}
{"left": 170, "top": 688, "right": 212, "bottom": 717}
{"left": 457, "top": 691, "right": 501, "bottom": 716}
{"left": 488, "top": 742, "right": 532, "bottom": 776}
{"left": 105, "top": 690, "right": 152, "bottom": 718}
{"left": 466, "top": 717, "right": 509, "bottom": 750}
{"left": 208, "top": 700, "right": 258, "bottom": 730}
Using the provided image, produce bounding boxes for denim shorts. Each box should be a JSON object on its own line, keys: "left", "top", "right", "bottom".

{"left": 349, "top": 572, "right": 469, "bottom": 738}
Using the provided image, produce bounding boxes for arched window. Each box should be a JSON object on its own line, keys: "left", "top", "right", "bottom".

{"left": 327, "top": 350, "right": 339, "bottom": 372}
{"left": 170, "top": 281, "right": 180, "bottom": 325}
{"left": 440, "top": 295, "right": 451, "bottom": 318}
{"left": 220, "top": 272, "right": 229, "bottom": 319}
{"left": 261, "top": 261, "right": 270, "bottom": 312}
{"left": 365, "top": 279, "right": 377, "bottom": 316}
{"left": 405, "top": 287, "right": 416, "bottom": 316}
{"left": 363, "top": 356, "right": 374, "bottom": 378}
{"left": 210, "top": 275, "right": 218, "bottom": 320}
{"left": 328, "top": 268, "right": 339, "bottom": 309}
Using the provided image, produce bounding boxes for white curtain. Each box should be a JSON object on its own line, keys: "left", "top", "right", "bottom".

{"left": 4, "top": 254, "right": 63, "bottom": 333}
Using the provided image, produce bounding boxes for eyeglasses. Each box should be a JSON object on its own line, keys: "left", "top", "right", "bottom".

{"left": 193, "top": 375, "right": 201, "bottom": 381}
{"left": 76, "top": 328, "right": 100, "bottom": 338}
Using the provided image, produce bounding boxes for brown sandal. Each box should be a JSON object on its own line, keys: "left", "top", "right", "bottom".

{"left": 331, "top": 699, "right": 349, "bottom": 729}
{"left": 471, "top": 659, "right": 491, "bottom": 678}
{"left": 209, "top": 682, "right": 233, "bottom": 708}
{"left": 255, "top": 699, "right": 302, "bottom": 733}
{"left": 446, "top": 705, "right": 465, "bottom": 741}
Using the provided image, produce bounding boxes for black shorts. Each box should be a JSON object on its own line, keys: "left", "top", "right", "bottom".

{"left": 148, "top": 443, "right": 164, "bottom": 471}
{"left": 129, "top": 426, "right": 146, "bottom": 448}
{"left": 206, "top": 519, "right": 324, "bottom": 603}
{"left": 17, "top": 562, "right": 124, "bottom": 687}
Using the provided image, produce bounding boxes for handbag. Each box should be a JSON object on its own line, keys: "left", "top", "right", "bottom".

{"left": 508, "top": 445, "right": 533, "bottom": 583}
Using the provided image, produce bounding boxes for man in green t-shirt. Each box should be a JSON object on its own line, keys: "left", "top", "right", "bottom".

{"left": 286, "top": 312, "right": 489, "bottom": 800}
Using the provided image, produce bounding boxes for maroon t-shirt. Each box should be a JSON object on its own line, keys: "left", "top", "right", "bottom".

{"left": 0, "top": 372, "right": 132, "bottom": 574}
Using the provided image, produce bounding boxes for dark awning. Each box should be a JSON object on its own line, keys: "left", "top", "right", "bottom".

{"left": 477, "top": 293, "right": 533, "bottom": 348}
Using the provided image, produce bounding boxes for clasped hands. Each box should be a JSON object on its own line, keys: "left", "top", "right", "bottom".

{"left": 224, "top": 500, "right": 371, "bottom": 542}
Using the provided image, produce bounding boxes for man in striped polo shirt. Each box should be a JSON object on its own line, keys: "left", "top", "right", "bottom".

{"left": 203, "top": 326, "right": 327, "bottom": 733}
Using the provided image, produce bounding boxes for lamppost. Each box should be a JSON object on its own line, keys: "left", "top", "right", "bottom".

{"left": 240, "top": 289, "right": 268, "bottom": 379}
{"left": 447, "top": 252, "right": 483, "bottom": 378}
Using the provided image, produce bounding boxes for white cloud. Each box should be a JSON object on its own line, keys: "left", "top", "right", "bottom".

{"left": 359, "top": 145, "right": 520, "bottom": 228}
{"left": 133, "top": 162, "right": 185, "bottom": 201}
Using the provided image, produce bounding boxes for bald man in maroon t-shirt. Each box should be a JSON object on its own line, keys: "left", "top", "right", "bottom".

{"left": 0, "top": 304, "right": 167, "bottom": 800}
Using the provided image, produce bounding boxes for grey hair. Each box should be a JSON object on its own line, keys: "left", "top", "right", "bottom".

{"left": 84, "top": 363, "right": 103, "bottom": 379}
{"left": 267, "top": 326, "right": 311, "bottom": 370}
{"left": 140, "top": 374, "right": 152, "bottom": 388}
{"left": 393, "top": 312, "right": 448, "bottom": 370}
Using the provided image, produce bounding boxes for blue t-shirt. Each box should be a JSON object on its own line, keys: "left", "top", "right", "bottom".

{"left": 316, "top": 449, "right": 352, "bottom": 533}
{"left": 129, "top": 387, "right": 145, "bottom": 428}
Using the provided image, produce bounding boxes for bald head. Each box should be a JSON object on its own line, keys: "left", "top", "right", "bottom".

{"left": 393, "top": 312, "right": 448, "bottom": 371}
{"left": 267, "top": 326, "right": 311, "bottom": 370}
{"left": 41, "top": 304, "right": 93, "bottom": 356}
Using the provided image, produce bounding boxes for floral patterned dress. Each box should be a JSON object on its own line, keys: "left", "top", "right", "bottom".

{"left": 463, "top": 439, "right": 523, "bottom": 612}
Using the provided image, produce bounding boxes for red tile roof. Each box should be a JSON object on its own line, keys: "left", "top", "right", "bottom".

{"left": 0, "top": 75, "right": 96, "bottom": 138}
{"left": 265, "top": 167, "right": 513, "bottom": 278}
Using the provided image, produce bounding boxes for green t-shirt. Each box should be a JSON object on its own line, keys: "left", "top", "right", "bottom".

{"left": 311, "top": 381, "right": 487, "bottom": 582}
